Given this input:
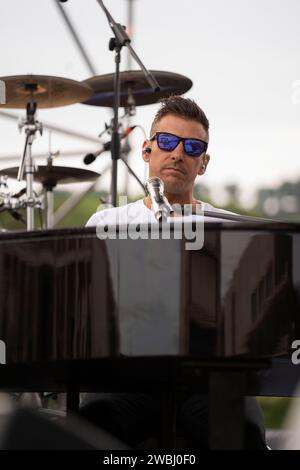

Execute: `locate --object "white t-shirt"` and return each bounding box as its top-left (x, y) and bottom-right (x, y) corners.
top-left (86, 199), bottom-right (238, 227)
top-left (86, 199), bottom-right (238, 355)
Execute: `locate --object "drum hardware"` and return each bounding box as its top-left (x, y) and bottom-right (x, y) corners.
top-left (0, 191), bottom-right (42, 212)
top-left (119, 141), bottom-right (146, 196)
top-left (0, 188), bottom-right (42, 226)
top-left (0, 165), bottom-right (100, 229)
top-left (83, 120), bottom-right (136, 164)
top-left (0, 74), bottom-right (94, 230)
top-left (0, 169), bottom-right (42, 228)
top-left (125, 86), bottom-right (136, 117)
top-left (83, 117), bottom-right (146, 198)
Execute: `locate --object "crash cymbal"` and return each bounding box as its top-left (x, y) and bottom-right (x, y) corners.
top-left (0, 75), bottom-right (93, 109)
top-left (0, 166), bottom-right (100, 188)
top-left (82, 70), bottom-right (193, 107)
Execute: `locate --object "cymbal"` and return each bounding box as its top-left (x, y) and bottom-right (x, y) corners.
top-left (82, 70), bottom-right (193, 107)
top-left (0, 166), bottom-right (100, 188)
top-left (0, 75), bottom-right (93, 109)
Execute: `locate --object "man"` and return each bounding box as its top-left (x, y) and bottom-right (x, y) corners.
top-left (83, 96), bottom-right (267, 449)
top-left (86, 96), bottom-right (233, 228)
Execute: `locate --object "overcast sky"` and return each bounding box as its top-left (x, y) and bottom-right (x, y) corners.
top-left (1, 0), bottom-right (300, 206)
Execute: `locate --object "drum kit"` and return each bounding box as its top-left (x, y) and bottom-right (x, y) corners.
top-left (0, 70), bottom-right (192, 231)
top-left (0, 0), bottom-right (195, 231)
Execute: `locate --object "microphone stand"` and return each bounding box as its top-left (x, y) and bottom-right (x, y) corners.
top-left (96, 0), bottom-right (160, 207)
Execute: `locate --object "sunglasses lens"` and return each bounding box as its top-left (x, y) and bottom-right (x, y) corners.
top-left (157, 133), bottom-right (179, 151)
top-left (184, 139), bottom-right (206, 156)
top-left (155, 133), bottom-right (207, 156)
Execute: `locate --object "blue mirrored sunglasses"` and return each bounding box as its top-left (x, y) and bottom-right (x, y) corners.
top-left (150, 132), bottom-right (208, 157)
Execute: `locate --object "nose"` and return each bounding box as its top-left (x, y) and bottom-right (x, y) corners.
top-left (171, 141), bottom-right (184, 162)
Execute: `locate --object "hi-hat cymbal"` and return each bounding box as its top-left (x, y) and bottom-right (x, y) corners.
top-left (82, 70), bottom-right (193, 107)
top-left (0, 166), bottom-right (100, 188)
top-left (0, 75), bottom-right (93, 109)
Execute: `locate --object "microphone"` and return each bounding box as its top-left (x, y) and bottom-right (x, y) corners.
top-left (84, 141), bottom-right (110, 165)
top-left (11, 187), bottom-right (26, 199)
top-left (145, 176), bottom-right (173, 222)
top-left (83, 126), bottom-right (136, 165)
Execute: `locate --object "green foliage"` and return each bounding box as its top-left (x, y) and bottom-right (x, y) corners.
top-left (54, 191), bottom-right (102, 228)
top-left (257, 397), bottom-right (292, 429)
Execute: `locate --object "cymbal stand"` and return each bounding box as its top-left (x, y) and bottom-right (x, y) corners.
top-left (96, 0), bottom-right (160, 206)
top-left (43, 151), bottom-right (60, 230)
top-left (17, 99), bottom-right (43, 231)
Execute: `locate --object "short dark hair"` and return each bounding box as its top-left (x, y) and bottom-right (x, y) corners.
top-left (150, 95), bottom-right (209, 136)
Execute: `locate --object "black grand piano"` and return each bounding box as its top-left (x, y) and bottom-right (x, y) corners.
top-left (0, 221), bottom-right (299, 448)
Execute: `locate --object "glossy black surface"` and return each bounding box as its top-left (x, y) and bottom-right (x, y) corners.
top-left (0, 223), bottom-right (299, 364)
top-left (0, 228), bottom-right (118, 363)
top-left (187, 228), bottom-right (300, 359)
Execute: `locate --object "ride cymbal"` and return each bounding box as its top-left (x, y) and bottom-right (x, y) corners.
top-left (0, 75), bottom-right (93, 109)
top-left (82, 70), bottom-right (193, 107)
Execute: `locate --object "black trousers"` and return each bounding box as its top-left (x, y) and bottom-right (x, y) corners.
top-left (79, 393), bottom-right (267, 449)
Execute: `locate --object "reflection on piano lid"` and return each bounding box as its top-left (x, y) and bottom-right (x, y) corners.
top-left (0, 224), bottom-right (299, 397)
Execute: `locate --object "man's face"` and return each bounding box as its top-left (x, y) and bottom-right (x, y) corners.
top-left (142, 114), bottom-right (209, 195)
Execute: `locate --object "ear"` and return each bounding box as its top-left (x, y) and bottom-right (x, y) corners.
top-left (142, 140), bottom-right (151, 162)
top-left (198, 154), bottom-right (210, 176)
